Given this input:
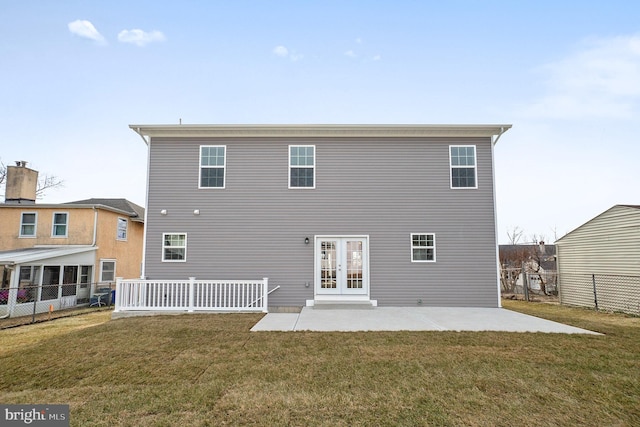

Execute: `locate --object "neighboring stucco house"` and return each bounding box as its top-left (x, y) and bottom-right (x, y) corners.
top-left (130, 124), bottom-right (511, 309)
top-left (0, 162), bottom-right (144, 317)
top-left (556, 205), bottom-right (640, 314)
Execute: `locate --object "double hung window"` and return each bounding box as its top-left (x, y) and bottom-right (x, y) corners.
top-left (163, 233), bottom-right (187, 262)
top-left (52, 212), bottom-right (68, 237)
top-left (450, 145), bottom-right (477, 189)
top-left (200, 145), bottom-right (226, 188)
top-left (20, 212), bottom-right (37, 237)
top-left (411, 233), bottom-right (436, 262)
top-left (117, 217), bottom-right (128, 240)
top-left (289, 145), bottom-right (315, 188)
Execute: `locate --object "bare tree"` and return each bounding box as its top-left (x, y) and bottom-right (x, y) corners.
top-left (506, 226), bottom-right (524, 244)
top-left (0, 159), bottom-right (64, 200)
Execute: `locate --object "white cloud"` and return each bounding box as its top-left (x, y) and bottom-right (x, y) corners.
top-left (118, 29), bottom-right (166, 47)
top-left (524, 34), bottom-right (640, 119)
top-left (68, 20), bottom-right (106, 45)
top-left (373, 54), bottom-right (381, 61)
top-left (344, 50), bottom-right (356, 58)
top-left (272, 45), bottom-right (303, 61)
top-left (273, 45), bottom-right (288, 57)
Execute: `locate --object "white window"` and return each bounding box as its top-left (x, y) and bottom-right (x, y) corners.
top-left (100, 260), bottom-right (116, 282)
top-left (52, 212), bottom-right (68, 237)
top-left (450, 145), bottom-right (477, 189)
top-left (411, 233), bottom-right (436, 262)
top-left (200, 145), bottom-right (226, 188)
top-left (289, 145), bottom-right (315, 189)
top-left (20, 212), bottom-right (37, 237)
top-left (117, 217), bottom-right (128, 240)
top-left (162, 233), bottom-right (187, 262)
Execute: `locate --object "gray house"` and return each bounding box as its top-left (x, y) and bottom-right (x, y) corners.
top-left (130, 124), bottom-right (511, 309)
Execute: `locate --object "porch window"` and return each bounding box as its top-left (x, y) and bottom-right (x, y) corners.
top-left (20, 212), bottom-right (37, 237)
top-left (200, 145), bottom-right (226, 188)
top-left (411, 233), bottom-right (436, 262)
top-left (450, 145), bottom-right (477, 189)
top-left (289, 145), bottom-right (315, 188)
top-left (100, 260), bottom-right (116, 282)
top-left (162, 233), bottom-right (187, 262)
top-left (52, 212), bottom-right (68, 237)
top-left (62, 266), bottom-right (78, 296)
top-left (117, 217), bottom-right (128, 240)
top-left (42, 266), bottom-right (61, 300)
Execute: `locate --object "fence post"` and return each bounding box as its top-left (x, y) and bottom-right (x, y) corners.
top-left (592, 274), bottom-right (598, 310)
top-left (188, 277), bottom-right (195, 313)
top-left (262, 278), bottom-right (269, 313)
top-left (114, 277), bottom-right (122, 312)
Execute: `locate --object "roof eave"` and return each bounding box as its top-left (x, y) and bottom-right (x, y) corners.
top-left (129, 124), bottom-right (512, 139)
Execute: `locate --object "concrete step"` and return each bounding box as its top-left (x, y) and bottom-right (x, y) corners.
top-left (313, 300), bottom-right (375, 310)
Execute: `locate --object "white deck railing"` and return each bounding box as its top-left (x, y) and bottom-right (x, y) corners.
top-left (114, 277), bottom-right (269, 313)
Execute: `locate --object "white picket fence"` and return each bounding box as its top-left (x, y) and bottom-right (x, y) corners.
top-left (114, 277), bottom-right (269, 313)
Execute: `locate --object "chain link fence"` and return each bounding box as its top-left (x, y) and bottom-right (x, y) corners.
top-left (501, 268), bottom-right (558, 301)
top-left (0, 282), bottom-right (115, 326)
top-left (559, 273), bottom-right (640, 316)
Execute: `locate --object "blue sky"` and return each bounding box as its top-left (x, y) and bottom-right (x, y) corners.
top-left (1, 1), bottom-right (639, 243)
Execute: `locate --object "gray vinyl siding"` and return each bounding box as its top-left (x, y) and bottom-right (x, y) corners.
top-left (556, 205), bottom-right (640, 309)
top-left (145, 136), bottom-right (499, 307)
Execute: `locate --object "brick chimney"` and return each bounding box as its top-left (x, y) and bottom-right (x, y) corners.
top-left (4, 161), bottom-right (38, 204)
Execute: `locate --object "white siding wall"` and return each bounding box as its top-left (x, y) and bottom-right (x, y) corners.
top-left (556, 205), bottom-right (640, 309)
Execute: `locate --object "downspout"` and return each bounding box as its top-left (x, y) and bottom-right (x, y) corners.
top-left (133, 127), bottom-right (150, 279)
top-left (92, 207), bottom-right (98, 246)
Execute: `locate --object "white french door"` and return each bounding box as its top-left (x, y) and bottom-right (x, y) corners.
top-left (315, 236), bottom-right (369, 296)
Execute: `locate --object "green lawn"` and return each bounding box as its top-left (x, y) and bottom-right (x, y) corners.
top-left (1, 301), bottom-right (638, 426)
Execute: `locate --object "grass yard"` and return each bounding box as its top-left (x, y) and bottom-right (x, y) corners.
top-left (0, 301), bottom-right (638, 426)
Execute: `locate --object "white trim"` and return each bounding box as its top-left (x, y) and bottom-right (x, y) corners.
top-left (19, 211), bottom-right (37, 238)
top-left (51, 211), bottom-right (69, 238)
top-left (491, 141), bottom-right (502, 308)
top-left (288, 145), bottom-right (316, 189)
top-left (449, 145), bottom-right (478, 189)
top-left (198, 145), bottom-right (227, 189)
top-left (410, 233), bottom-right (436, 262)
top-left (162, 232), bottom-right (188, 262)
top-left (116, 217), bottom-right (128, 241)
top-left (99, 259), bottom-right (116, 283)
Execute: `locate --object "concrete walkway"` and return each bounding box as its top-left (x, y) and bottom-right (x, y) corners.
top-left (250, 307), bottom-right (599, 334)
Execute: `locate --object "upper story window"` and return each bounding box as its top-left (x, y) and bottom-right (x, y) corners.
top-left (289, 145), bottom-right (315, 189)
top-left (411, 233), bottom-right (436, 262)
top-left (163, 233), bottom-right (187, 262)
top-left (20, 212), bottom-right (37, 237)
top-left (52, 212), bottom-right (68, 237)
top-left (200, 145), bottom-right (226, 188)
top-left (117, 217), bottom-right (128, 240)
top-left (450, 145), bottom-right (477, 189)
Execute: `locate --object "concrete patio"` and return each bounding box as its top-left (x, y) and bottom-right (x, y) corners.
top-left (250, 306), bottom-right (600, 334)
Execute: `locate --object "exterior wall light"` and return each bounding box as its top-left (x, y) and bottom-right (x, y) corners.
top-left (160, 209), bottom-right (167, 215)
top-left (304, 237), bottom-right (310, 244)
top-left (193, 209), bottom-right (200, 215)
